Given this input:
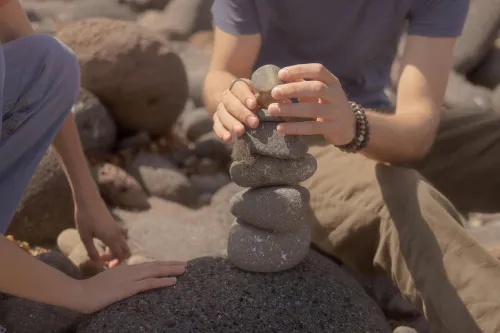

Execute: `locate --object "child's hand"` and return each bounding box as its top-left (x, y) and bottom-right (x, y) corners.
top-left (74, 260), bottom-right (187, 314)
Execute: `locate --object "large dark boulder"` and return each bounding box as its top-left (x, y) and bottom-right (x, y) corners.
top-left (77, 251), bottom-right (391, 332)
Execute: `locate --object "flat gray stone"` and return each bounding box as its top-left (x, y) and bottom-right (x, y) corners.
top-left (240, 122), bottom-right (308, 160)
top-left (230, 186), bottom-right (312, 232)
top-left (76, 251), bottom-right (391, 333)
top-left (230, 153), bottom-right (317, 187)
top-left (227, 221), bottom-right (311, 273)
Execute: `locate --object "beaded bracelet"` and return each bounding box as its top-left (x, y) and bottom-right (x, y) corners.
top-left (335, 101), bottom-right (370, 153)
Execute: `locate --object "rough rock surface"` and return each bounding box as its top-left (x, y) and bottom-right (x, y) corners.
top-left (77, 251), bottom-right (391, 333)
top-left (7, 147), bottom-right (74, 245)
top-left (452, 0), bottom-right (500, 73)
top-left (56, 18), bottom-right (189, 135)
top-left (91, 163), bottom-right (151, 210)
top-left (126, 151), bottom-right (195, 206)
top-left (228, 222), bottom-right (311, 273)
top-left (72, 88), bottom-right (117, 155)
top-left (230, 186), bottom-right (312, 232)
top-left (230, 153), bottom-right (317, 187)
top-left (241, 123), bottom-right (308, 159)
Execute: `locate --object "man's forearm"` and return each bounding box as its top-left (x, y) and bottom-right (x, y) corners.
top-left (0, 235), bottom-right (82, 310)
top-left (360, 109), bottom-right (439, 164)
top-left (52, 113), bottom-right (100, 203)
top-left (0, 0), bottom-right (35, 43)
top-left (203, 70), bottom-right (237, 115)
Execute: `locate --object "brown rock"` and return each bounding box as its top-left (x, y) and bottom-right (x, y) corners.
top-left (227, 222), bottom-right (311, 273)
top-left (56, 18), bottom-right (189, 135)
top-left (452, 0), bottom-right (500, 73)
top-left (72, 87), bottom-right (117, 156)
top-left (126, 151), bottom-right (196, 206)
top-left (188, 30), bottom-right (214, 52)
top-left (7, 147), bottom-right (74, 245)
top-left (91, 163), bottom-right (151, 210)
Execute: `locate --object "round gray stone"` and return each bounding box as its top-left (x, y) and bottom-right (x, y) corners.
top-left (251, 64), bottom-right (283, 94)
top-left (230, 186), bottom-right (312, 232)
top-left (241, 122), bottom-right (308, 160)
top-left (76, 251), bottom-right (391, 333)
top-left (227, 221), bottom-right (311, 273)
top-left (229, 153), bottom-right (317, 187)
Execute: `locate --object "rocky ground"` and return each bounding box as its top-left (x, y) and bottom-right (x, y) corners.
top-left (2, 0), bottom-right (500, 332)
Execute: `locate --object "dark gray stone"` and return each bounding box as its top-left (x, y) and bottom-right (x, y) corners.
top-left (36, 251), bottom-right (82, 280)
top-left (444, 70), bottom-right (492, 112)
top-left (178, 107), bottom-right (213, 142)
top-left (227, 222), bottom-right (311, 273)
top-left (470, 45), bottom-right (500, 89)
top-left (230, 186), bottom-right (312, 232)
top-left (76, 251), bottom-right (391, 333)
top-left (241, 122), bottom-right (308, 160)
top-left (193, 131), bottom-right (232, 162)
top-left (492, 85), bottom-right (500, 112)
top-left (230, 153), bottom-right (317, 187)
top-left (452, 0), bottom-right (500, 73)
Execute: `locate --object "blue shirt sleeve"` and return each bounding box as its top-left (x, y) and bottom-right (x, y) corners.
top-left (211, 0), bottom-right (260, 35)
top-left (408, 0), bottom-right (470, 37)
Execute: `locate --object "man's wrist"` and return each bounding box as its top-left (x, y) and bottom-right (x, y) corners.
top-left (334, 101), bottom-right (370, 153)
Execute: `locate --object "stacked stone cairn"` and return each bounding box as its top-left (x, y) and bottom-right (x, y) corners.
top-left (227, 64), bottom-right (319, 273)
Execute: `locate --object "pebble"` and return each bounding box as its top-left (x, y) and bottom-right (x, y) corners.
top-left (227, 222), bottom-right (311, 273)
top-left (57, 228), bottom-right (81, 257)
top-left (229, 153), bottom-right (317, 187)
top-left (68, 241), bottom-right (106, 278)
top-left (251, 64), bottom-right (283, 109)
top-left (230, 186), bottom-right (312, 232)
top-left (178, 107), bottom-right (213, 142)
top-left (393, 327), bottom-right (418, 333)
top-left (193, 131), bottom-right (232, 162)
top-left (241, 122), bottom-right (308, 160)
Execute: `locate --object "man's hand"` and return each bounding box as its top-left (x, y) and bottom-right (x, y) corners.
top-left (267, 63), bottom-right (356, 145)
top-left (74, 260), bottom-right (187, 314)
top-left (75, 194), bottom-right (130, 267)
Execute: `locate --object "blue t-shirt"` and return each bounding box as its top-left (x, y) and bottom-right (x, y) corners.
top-left (211, 0), bottom-right (470, 108)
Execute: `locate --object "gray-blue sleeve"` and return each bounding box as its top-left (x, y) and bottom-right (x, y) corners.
top-left (408, 0), bottom-right (470, 37)
top-left (211, 0), bottom-right (260, 35)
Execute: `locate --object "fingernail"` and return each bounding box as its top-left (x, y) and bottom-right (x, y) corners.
top-left (278, 69), bottom-right (288, 79)
top-left (245, 97), bottom-right (256, 109)
top-left (247, 116), bottom-right (259, 128)
top-left (272, 87), bottom-right (282, 98)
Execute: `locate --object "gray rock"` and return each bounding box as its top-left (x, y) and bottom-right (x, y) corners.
top-left (227, 222), bottom-right (311, 273)
top-left (126, 151), bottom-right (195, 206)
top-left (178, 107), bottom-right (213, 142)
top-left (452, 0), bottom-right (500, 73)
top-left (193, 131), bottom-right (232, 162)
top-left (76, 251), bottom-right (391, 333)
top-left (230, 186), bottom-right (312, 232)
top-left (252, 64), bottom-right (284, 109)
top-left (72, 87), bottom-right (117, 155)
top-left (210, 182), bottom-right (246, 226)
top-left (470, 44), bottom-right (500, 89)
top-left (444, 70), bottom-right (492, 111)
top-left (37, 251), bottom-right (82, 280)
top-left (118, 131), bottom-right (151, 150)
top-left (190, 172), bottom-right (231, 194)
top-left (230, 153), bottom-right (317, 187)
top-left (493, 85), bottom-right (500, 112)
top-left (240, 122), bottom-right (308, 160)
top-left (118, 0), bottom-right (170, 12)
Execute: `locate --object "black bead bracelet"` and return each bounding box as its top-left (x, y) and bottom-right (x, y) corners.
top-left (335, 101), bottom-right (370, 153)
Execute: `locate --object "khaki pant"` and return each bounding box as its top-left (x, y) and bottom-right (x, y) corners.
top-left (301, 107), bottom-right (500, 333)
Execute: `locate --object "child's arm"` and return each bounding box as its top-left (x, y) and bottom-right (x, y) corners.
top-left (0, 235), bottom-right (186, 313)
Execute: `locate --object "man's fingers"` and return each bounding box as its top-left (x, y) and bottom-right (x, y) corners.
top-left (213, 112), bottom-right (231, 141)
top-left (230, 78), bottom-right (257, 110)
top-left (223, 90), bottom-right (259, 129)
top-left (278, 63), bottom-right (338, 85)
top-left (276, 120), bottom-right (330, 136)
top-left (217, 102), bottom-right (246, 136)
top-left (134, 262), bottom-right (187, 280)
top-left (267, 102), bottom-right (333, 119)
top-left (134, 277), bottom-right (178, 293)
top-left (271, 80), bottom-right (333, 101)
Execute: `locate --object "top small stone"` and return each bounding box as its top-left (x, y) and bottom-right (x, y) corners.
top-left (251, 64), bottom-right (283, 94)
